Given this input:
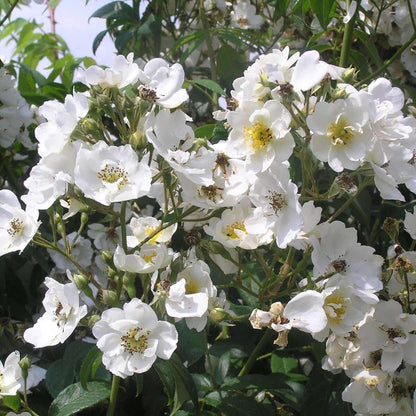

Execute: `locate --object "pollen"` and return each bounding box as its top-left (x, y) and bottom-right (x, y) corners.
top-left (98, 164), bottom-right (128, 188)
top-left (7, 218), bottom-right (24, 237)
top-left (225, 221), bottom-right (247, 239)
top-left (266, 191), bottom-right (287, 214)
top-left (121, 327), bottom-right (151, 355)
top-left (324, 293), bottom-right (347, 324)
top-left (243, 122), bottom-right (274, 151)
top-left (326, 117), bottom-right (354, 146)
top-left (200, 185), bottom-right (222, 202)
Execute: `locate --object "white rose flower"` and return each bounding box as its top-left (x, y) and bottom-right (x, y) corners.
top-left (127, 216), bottom-right (177, 248)
top-left (138, 58), bottom-right (188, 108)
top-left (35, 92), bottom-right (89, 158)
top-left (114, 244), bottom-right (173, 274)
top-left (77, 53), bottom-right (139, 89)
top-left (24, 275), bottom-right (87, 348)
top-left (0, 351), bottom-right (22, 396)
top-left (92, 298), bottom-right (178, 377)
top-left (307, 94), bottom-right (372, 172)
top-left (0, 190), bottom-right (40, 257)
top-left (165, 259), bottom-right (216, 320)
top-left (74, 141), bottom-right (151, 206)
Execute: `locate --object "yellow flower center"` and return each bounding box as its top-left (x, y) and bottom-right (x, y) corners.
top-left (145, 226), bottom-right (161, 244)
top-left (225, 221), bottom-right (247, 239)
top-left (326, 117), bottom-right (354, 147)
top-left (324, 293), bottom-right (347, 324)
top-left (142, 251), bottom-right (157, 263)
top-left (185, 280), bottom-right (200, 294)
top-left (98, 164), bottom-right (128, 187)
top-left (121, 327), bottom-right (150, 355)
top-left (243, 122), bottom-right (274, 151)
top-left (7, 218), bottom-right (24, 237)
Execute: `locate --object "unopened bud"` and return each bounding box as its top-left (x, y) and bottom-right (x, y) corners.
top-left (82, 118), bottom-right (99, 135)
top-left (209, 307), bottom-right (228, 323)
top-left (129, 130), bottom-right (146, 149)
top-left (333, 87), bottom-right (348, 100)
top-left (19, 355), bottom-right (32, 380)
top-left (88, 314), bottom-right (101, 328)
top-left (101, 290), bottom-right (118, 306)
top-left (80, 212), bottom-right (89, 226)
top-left (341, 67), bottom-right (358, 84)
top-left (73, 273), bottom-right (90, 291)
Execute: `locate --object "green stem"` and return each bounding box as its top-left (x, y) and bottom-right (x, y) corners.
top-left (238, 329), bottom-right (275, 376)
top-left (120, 201), bottom-right (128, 252)
top-left (0, 0), bottom-right (19, 27)
top-left (106, 375), bottom-right (120, 416)
top-left (199, 0), bottom-right (219, 109)
top-left (339, 0), bottom-right (361, 67)
top-left (406, 0), bottom-right (416, 33)
top-left (357, 31), bottom-right (416, 87)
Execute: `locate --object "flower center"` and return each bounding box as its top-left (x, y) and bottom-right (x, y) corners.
top-left (225, 221), bottom-right (247, 239)
top-left (199, 185), bottom-right (222, 202)
top-left (98, 164), bottom-right (128, 188)
top-left (326, 117), bottom-right (354, 147)
top-left (121, 327), bottom-right (150, 355)
top-left (243, 122), bottom-right (274, 151)
top-left (324, 293), bottom-right (347, 324)
top-left (266, 191), bottom-right (287, 214)
top-left (145, 226), bottom-right (161, 244)
top-left (7, 218), bottom-right (24, 237)
top-left (185, 280), bottom-right (200, 294)
top-left (142, 251), bottom-right (157, 263)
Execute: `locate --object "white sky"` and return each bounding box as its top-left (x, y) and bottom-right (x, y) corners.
top-left (1, 0), bottom-right (117, 67)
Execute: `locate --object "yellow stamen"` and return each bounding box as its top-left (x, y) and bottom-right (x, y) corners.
top-left (121, 327), bottom-right (150, 355)
top-left (243, 122), bottom-right (274, 151)
top-left (326, 117), bottom-right (354, 146)
top-left (324, 294), bottom-right (347, 324)
top-left (225, 221), bottom-right (247, 239)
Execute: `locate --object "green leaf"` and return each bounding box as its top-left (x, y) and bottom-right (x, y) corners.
top-left (354, 29), bottom-right (383, 67)
top-left (271, 355), bottom-right (299, 374)
top-left (193, 79), bottom-right (226, 96)
top-left (48, 381), bottom-right (110, 416)
top-left (170, 354), bottom-right (199, 414)
top-left (153, 360), bottom-right (176, 406)
top-left (92, 30), bottom-right (107, 55)
top-left (216, 392), bottom-right (276, 416)
top-left (215, 351), bottom-right (230, 385)
top-left (310, 0), bottom-right (336, 28)
top-left (79, 346), bottom-right (103, 389)
top-left (222, 374), bottom-right (289, 391)
top-left (175, 320), bottom-right (205, 366)
top-left (1, 394), bottom-right (20, 411)
top-left (194, 124), bottom-right (216, 140)
top-left (90, 1), bottom-right (134, 21)
top-left (46, 359), bottom-right (76, 399)
top-left (217, 45), bottom-right (246, 92)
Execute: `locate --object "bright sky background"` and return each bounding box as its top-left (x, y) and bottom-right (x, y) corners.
top-left (1, 0), bottom-right (118, 67)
